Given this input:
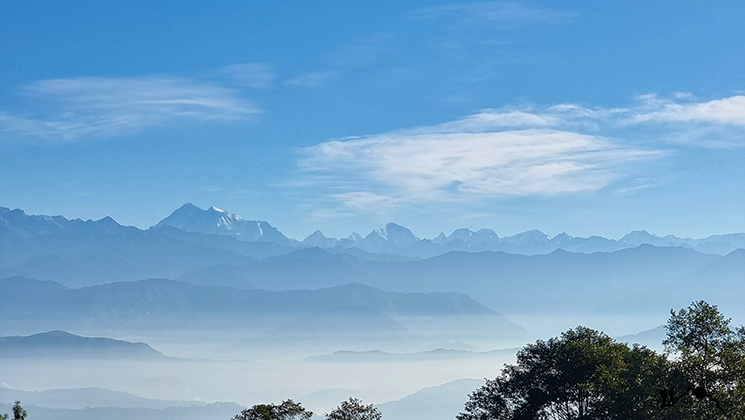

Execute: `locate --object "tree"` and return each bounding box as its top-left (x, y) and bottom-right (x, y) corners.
top-left (457, 326), bottom-right (672, 420)
top-left (662, 301), bottom-right (745, 419)
top-left (325, 398), bottom-right (382, 420)
top-left (458, 302), bottom-right (745, 420)
top-left (9, 402), bottom-right (26, 420)
top-left (231, 399), bottom-right (312, 420)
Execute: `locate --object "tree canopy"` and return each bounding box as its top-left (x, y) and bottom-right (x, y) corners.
top-left (663, 301), bottom-right (745, 418)
top-left (326, 397), bottom-right (382, 420)
top-left (231, 399), bottom-right (312, 420)
top-left (458, 301), bottom-right (745, 420)
top-left (2, 402), bottom-right (27, 420)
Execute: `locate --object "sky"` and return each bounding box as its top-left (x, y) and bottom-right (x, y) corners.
top-left (1, 0), bottom-right (745, 240)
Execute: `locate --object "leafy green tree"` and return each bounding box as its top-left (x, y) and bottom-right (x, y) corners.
top-left (231, 399), bottom-right (312, 420)
top-left (325, 397), bottom-right (382, 420)
top-left (457, 326), bottom-right (672, 420)
top-left (662, 301), bottom-right (745, 419)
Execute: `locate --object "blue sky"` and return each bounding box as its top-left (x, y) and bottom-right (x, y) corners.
top-left (1, 0), bottom-right (745, 240)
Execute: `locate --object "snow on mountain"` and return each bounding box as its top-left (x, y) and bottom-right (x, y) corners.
top-left (153, 203), bottom-right (294, 246)
top-left (4, 204), bottom-right (745, 259)
top-left (501, 229), bottom-right (551, 245)
top-left (0, 206), bottom-right (132, 237)
top-left (380, 223), bottom-right (420, 249)
top-left (448, 228), bottom-right (475, 244)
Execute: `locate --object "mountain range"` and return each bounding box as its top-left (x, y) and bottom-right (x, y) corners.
top-left (3, 203), bottom-right (745, 328)
top-left (175, 246), bottom-right (742, 319)
top-left (0, 386), bottom-right (208, 410)
top-left (0, 330), bottom-right (166, 360)
top-left (0, 402), bottom-right (242, 420)
top-left (0, 276), bottom-right (527, 347)
top-left (3, 204), bottom-right (745, 265)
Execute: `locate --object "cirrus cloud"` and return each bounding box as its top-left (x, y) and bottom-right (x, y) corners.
top-left (300, 127), bottom-right (660, 208)
top-left (297, 92), bottom-right (745, 214)
top-left (0, 76), bottom-right (260, 142)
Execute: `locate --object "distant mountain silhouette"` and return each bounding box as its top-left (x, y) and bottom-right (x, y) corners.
top-left (153, 203), bottom-right (295, 246)
top-left (604, 248), bottom-right (745, 320)
top-left (5, 205), bottom-right (744, 270)
top-left (0, 401), bottom-right (242, 420)
top-left (0, 386), bottom-right (207, 410)
top-left (306, 347), bottom-right (519, 363)
top-left (377, 379), bottom-right (486, 420)
top-left (171, 246), bottom-right (723, 316)
top-left (616, 326), bottom-right (667, 351)
top-left (0, 277), bottom-right (526, 342)
top-left (0, 330), bottom-right (167, 360)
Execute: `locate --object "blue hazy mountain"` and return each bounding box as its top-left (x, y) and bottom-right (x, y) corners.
top-left (333, 227), bottom-right (745, 257)
top-left (6, 205), bottom-right (745, 260)
top-left (605, 248), bottom-right (745, 320)
top-left (0, 386), bottom-right (209, 409)
top-left (0, 277), bottom-right (526, 341)
top-left (174, 246), bottom-right (723, 315)
top-left (147, 204), bottom-right (745, 256)
top-left (0, 206), bottom-right (299, 287)
top-left (153, 203), bottom-right (295, 246)
top-left (616, 326), bottom-right (667, 351)
top-left (376, 379), bottom-right (485, 420)
top-left (0, 330), bottom-right (166, 359)
top-left (3, 205), bottom-right (745, 292)
top-left (306, 347), bottom-right (519, 363)
top-left (0, 402), bottom-right (242, 420)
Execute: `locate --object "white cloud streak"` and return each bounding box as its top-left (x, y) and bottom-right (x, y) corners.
top-left (301, 129), bottom-right (659, 207)
top-left (298, 92), bottom-right (745, 210)
top-left (0, 76), bottom-right (260, 141)
top-left (630, 94), bottom-right (745, 125)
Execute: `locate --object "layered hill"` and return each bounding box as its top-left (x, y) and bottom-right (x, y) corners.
top-left (0, 330), bottom-right (166, 359)
top-left (0, 277), bottom-right (527, 344)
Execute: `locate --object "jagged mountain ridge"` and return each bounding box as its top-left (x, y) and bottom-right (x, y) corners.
top-left (146, 204), bottom-right (745, 255)
top-left (153, 203), bottom-right (295, 246)
top-left (3, 204), bottom-right (745, 263)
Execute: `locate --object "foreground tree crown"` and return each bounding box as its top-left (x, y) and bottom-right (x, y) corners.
top-left (1, 401), bottom-right (27, 420)
top-left (458, 300), bottom-right (745, 420)
top-left (325, 397), bottom-right (382, 420)
top-left (231, 399), bottom-right (312, 420)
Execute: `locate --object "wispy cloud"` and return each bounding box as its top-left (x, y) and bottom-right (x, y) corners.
top-left (0, 76), bottom-right (260, 141)
top-left (630, 94), bottom-right (745, 125)
top-left (300, 128), bottom-right (659, 210)
top-left (296, 92), bottom-right (745, 212)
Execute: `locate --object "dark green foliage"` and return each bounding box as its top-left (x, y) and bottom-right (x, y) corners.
top-left (459, 301), bottom-right (745, 420)
top-left (9, 401), bottom-right (26, 420)
top-left (458, 327), bottom-right (669, 420)
top-left (231, 399), bottom-right (312, 420)
top-left (325, 398), bottom-right (382, 420)
top-left (663, 301), bottom-right (745, 419)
